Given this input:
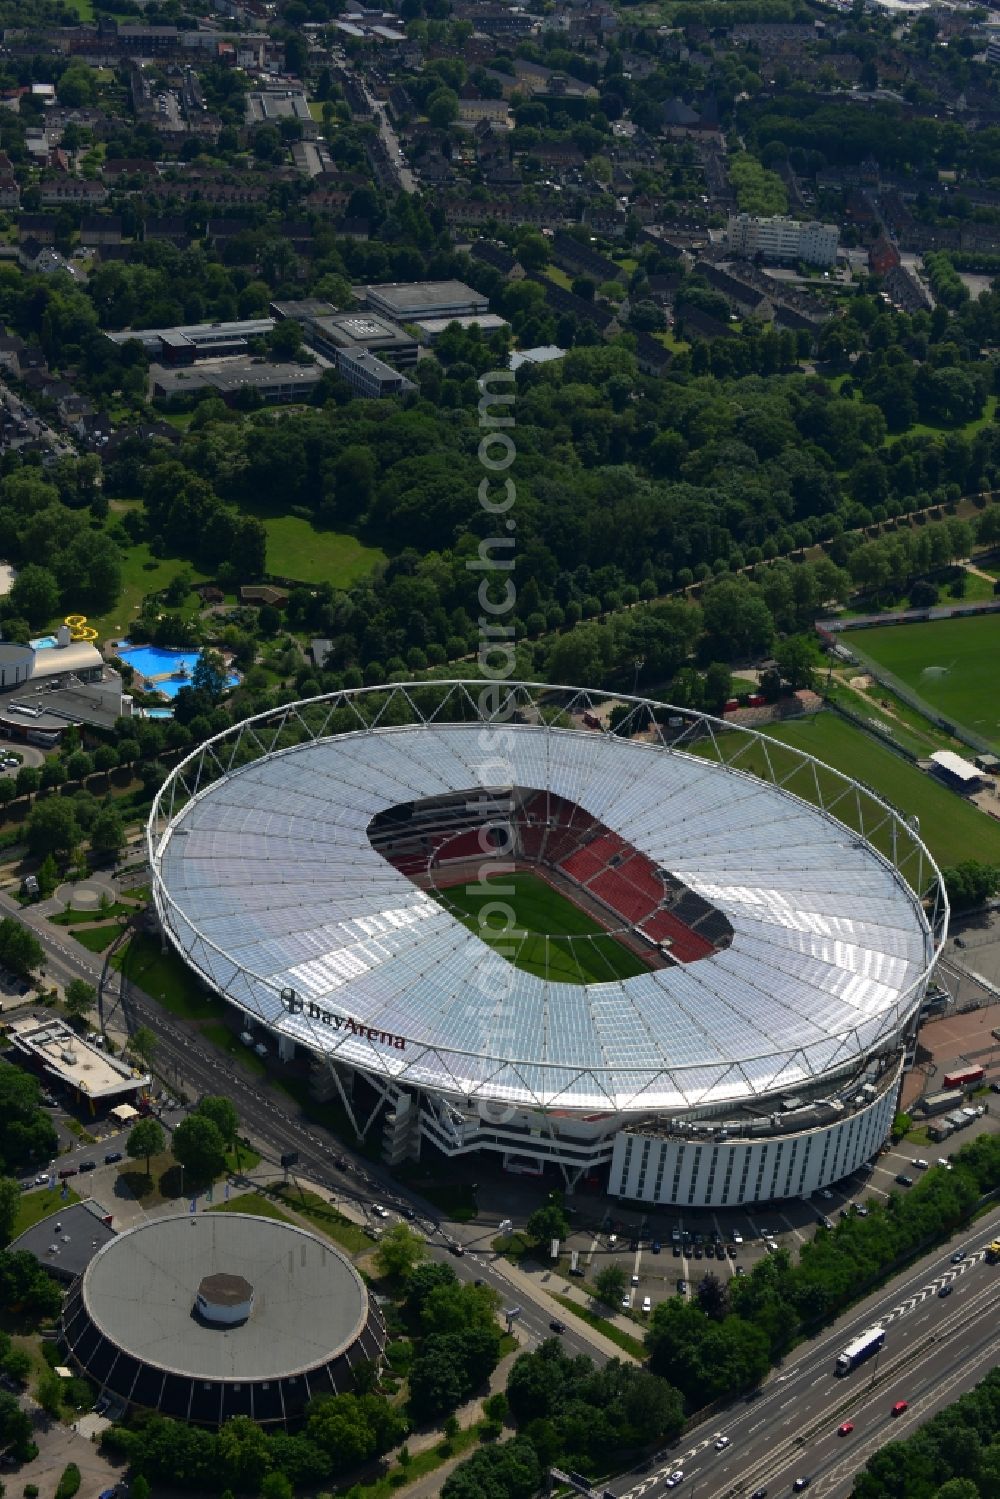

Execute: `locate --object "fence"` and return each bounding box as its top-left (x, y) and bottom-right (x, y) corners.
top-left (823, 693), bottom-right (921, 765)
top-left (838, 639), bottom-right (998, 758)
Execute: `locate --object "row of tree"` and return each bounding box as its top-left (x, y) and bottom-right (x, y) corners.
top-left (854, 1365), bottom-right (1000, 1498)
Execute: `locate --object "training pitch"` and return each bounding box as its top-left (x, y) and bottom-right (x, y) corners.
top-left (847, 612), bottom-right (1000, 751)
top-left (432, 870), bottom-right (648, 984)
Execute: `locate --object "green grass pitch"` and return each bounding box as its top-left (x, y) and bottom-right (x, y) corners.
top-left (692, 710), bottom-right (1000, 869)
top-left (433, 870), bottom-right (648, 984)
top-left (848, 613), bottom-right (1000, 752)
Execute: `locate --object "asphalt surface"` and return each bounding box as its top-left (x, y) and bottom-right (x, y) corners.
top-left (608, 1209), bottom-right (1000, 1499)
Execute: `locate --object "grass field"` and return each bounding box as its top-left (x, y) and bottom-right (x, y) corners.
top-left (208, 1191), bottom-right (294, 1222)
top-left (13, 1185), bottom-right (80, 1237)
top-left (845, 613), bottom-right (1000, 751)
top-left (259, 516), bottom-right (386, 587)
top-left (698, 711), bottom-right (1000, 869)
top-left (435, 870), bottom-right (648, 983)
top-left (114, 933), bottom-right (217, 1019)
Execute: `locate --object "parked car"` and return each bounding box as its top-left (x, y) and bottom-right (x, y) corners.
top-left (642, 1295), bottom-right (652, 1314)
top-left (913, 1158), bottom-right (929, 1170)
top-left (895, 1174), bottom-right (913, 1187)
top-left (677, 1279), bottom-right (687, 1295)
top-left (651, 1240), bottom-right (661, 1254)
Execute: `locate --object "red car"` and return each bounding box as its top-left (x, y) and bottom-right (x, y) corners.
top-left (838, 1422), bottom-right (855, 1436)
top-left (891, 1401), bottom-right (908, 1416)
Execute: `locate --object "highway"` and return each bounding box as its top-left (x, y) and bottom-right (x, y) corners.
top-left (2, 889), bottom-right (602, 1367)
top-left (609, 1211), bottom-right (1000, 1499)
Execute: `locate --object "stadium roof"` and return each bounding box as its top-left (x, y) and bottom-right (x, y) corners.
top-left (82, 1214), bottom-right (367, 1381)
top-left (151, 685), bottom-right (943, 1116)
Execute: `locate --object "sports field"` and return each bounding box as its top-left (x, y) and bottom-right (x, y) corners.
top-left (434, 870), bottom-right (648, 984)
top-left (847, 613), bottom-right (1000, 751)
top-left (694, 711), bottom-right (1000, 869)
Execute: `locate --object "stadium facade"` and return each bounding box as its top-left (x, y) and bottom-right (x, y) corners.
top-left (62, 1213), bottom-right (385, 1427)
top-left (148, 682), bottom-right (947, 1207)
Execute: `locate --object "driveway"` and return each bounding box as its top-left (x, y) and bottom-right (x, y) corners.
top-left (8, 1404), bottom-right (125, 1498)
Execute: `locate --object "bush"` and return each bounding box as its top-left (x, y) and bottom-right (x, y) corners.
top-left (54, 1464), bottom-right (81, 1499)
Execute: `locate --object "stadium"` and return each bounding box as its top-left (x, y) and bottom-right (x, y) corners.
top-left (61, 1213), bottom-right (386, 1428)
top-left (148, 682), bottom-right (948, 1207)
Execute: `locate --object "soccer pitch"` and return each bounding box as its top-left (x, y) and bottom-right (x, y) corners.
top-left (848, 613), bottom-right (1000, 751)
top-left (693, 710), bottom-right (1000, 869)
top-left (433, 870), bottom-right (648, 984)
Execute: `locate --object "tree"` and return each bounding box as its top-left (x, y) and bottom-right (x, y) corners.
top-left (128, 1026), bottom-right (157, 1067)
top-left (65, 750), bottom-right (93, 785)
top-left (64, 979), bottom-right (96, 1024)
top-left (130, 1479), bottom-right (151, 1499)
top-left (191, 649), bottom-right (229, 702)
top-left (127, 1117), bottom-right (165, 1176)
top-left (9, 564), bottom-right (60, 628)
top-left (0, 918), bottom-right (43, 979)
top-left (15, 766), bottom-right (39, 801)
top-left (702, 579), bottom-right (775, 661)
top-left (26, 798), bottom-right (78, 859)
top-left (942, 861), bottom-right (1000, 912)
top-left (427, 87), bottom-right (459, 128)
top-left (36, 853), bottom-right (58, 898)
top-left (36, 1367), bottom-right (64, 1417)
top-left (594, 1263), bottom-right (628, 1307)
top-left (172, 1113), bottom-right (226, 1183)
top-left (525, 1203), bottom-right (570, 1246)
top-left (194, 1095), bottom-right (238, 1148)
top-left (90, 806), bottom-right (125, 863)
top-left (260, 1475), bottom-right (293, 1499)
top-left (775, 634), bottom-right (820, 691)
top-left (93, 744), bottom-right (118, 789)
top-left (0, 1177), bottom-right (19, 1248)
top-left (375, 1223), bottom-right (425, 1280)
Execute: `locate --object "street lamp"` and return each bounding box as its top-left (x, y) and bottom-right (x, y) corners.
top-left (632, 656), bottom-right (645, 694)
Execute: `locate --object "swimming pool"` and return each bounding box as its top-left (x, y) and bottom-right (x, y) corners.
top-left (30, 635), bottom-right (58, 650)
top-left (118, 643), bottom-right (239, 695)
top-left (143, 707), bottom-right (175, 720)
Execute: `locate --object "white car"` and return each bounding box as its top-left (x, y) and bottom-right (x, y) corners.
top-left (666, 1473), bottom-right (684, 1489)
top-left (913, 1159), bottom-right (929, 1170)
top-left (714, 1435), bottom-right (730, 1450)
top-left (732, 1231), bottom-right (743, 1245)
top-left (621, 1295), bottom-right (631, 1311)
top-left (372, 1204), bottom-right (390, 1219)
top-left (642, 1295), bottom-right (652, 1314)
top-left (631, 1273), bottom-right (640, 1285)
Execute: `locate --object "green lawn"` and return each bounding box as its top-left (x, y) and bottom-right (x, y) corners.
top-left (551, 1294), bottom-right (646, 1359)
top-left (13, 1185), bottom-right (80, 1237)
top-left (844, 613), bottom-right (1000, 752)
top-left (433, 870), bottom-right (649, 983)
top-left (72, 926), bottom-right (117, 954)
top-left (260, 516), bottom-right (386, 587)
top-left (207, 1191), bottom-right (293, 1222)
top-left (200, 1021), bottom-right (268, 1076)
top-left (113, 933), bottom-right (218, 1019)
top-left (698, 712), bottom-right (1000, 868)
top-left (273, 1185), bottom-right (371, 1253)
top-left (51, 903), bottom-right (135, 926)
top-left (87, 540), bottom-right (208, 645)
top-left (60, 0), bottom-right (94, 16)
top-left (544, 265), bottom-right (574, 291)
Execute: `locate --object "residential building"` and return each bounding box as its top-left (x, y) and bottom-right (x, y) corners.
top-left (725, 213), bottom-right (839, 267)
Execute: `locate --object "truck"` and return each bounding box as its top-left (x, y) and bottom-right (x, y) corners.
top-left (835, 1325), bottom-right (885, 1376)
top-left (919, 1089), bottom-right (966, 1118)
top-left (943, 1066), bottom-right (985, 1090)
top-left (985, 1240), bottom-right (1000, 1265)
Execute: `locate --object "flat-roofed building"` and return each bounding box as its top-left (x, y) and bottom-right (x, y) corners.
top-left (725, 213), bottom-right (839, 267)
top-left (106, 319), bottom-right (275, 365)
top-left (150, 359), bottom-right (322, 405)
top-left (413, 313), bottom-right (509, 342)
top-left (364, 280), bottom-right (488, 322)
top-left (304, 311), bottom-right (418, 368)
top-left (335, 348), bottom-right (416, 399)
top-left (9, 1200), bottom-right (117, 1285)
top-left (8, 1015), bottom-right (150, 1109)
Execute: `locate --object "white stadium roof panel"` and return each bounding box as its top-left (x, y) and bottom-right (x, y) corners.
top-left (150, 688), bottom-right (943, 1116)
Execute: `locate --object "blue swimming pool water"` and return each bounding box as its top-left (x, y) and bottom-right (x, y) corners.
top-left (30, 635), bottom-right (58, 650)
top-left (143, 707), bottom-right (175, 719)
top-left (118, 643), bottom-right (238, 695)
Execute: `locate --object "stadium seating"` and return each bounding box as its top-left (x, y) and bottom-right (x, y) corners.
top-left (588, 869), bottom-right (658, 925)
top-left (641, 908), bottom-right (714, 962)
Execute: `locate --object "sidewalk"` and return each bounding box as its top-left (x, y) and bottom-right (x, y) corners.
top-left (501, 1258), bottom-right (641, 1363)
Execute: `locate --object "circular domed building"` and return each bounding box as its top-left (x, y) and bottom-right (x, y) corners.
top-left (61, 1212), bottom-right (385, 1428)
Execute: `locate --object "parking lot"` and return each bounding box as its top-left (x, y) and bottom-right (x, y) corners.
top-left (548, 1105), bottom-right (1000, 1321)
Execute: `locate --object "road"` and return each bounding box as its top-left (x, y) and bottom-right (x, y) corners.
top-left (368, 96), bottom-right (416, 193)
top-left (0, 378), bottom-right (75, 460)
top-left (3, 889), bottom-right (603, 1367)
top-left (609, 1211), bottom-right (1000, 1499)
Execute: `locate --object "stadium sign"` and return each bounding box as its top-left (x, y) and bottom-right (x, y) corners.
top-left (280, 991), bottom-right (408, 1051)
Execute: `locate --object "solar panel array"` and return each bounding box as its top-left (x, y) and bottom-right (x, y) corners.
top-left (154, 720), bottom-right (932, 1114)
